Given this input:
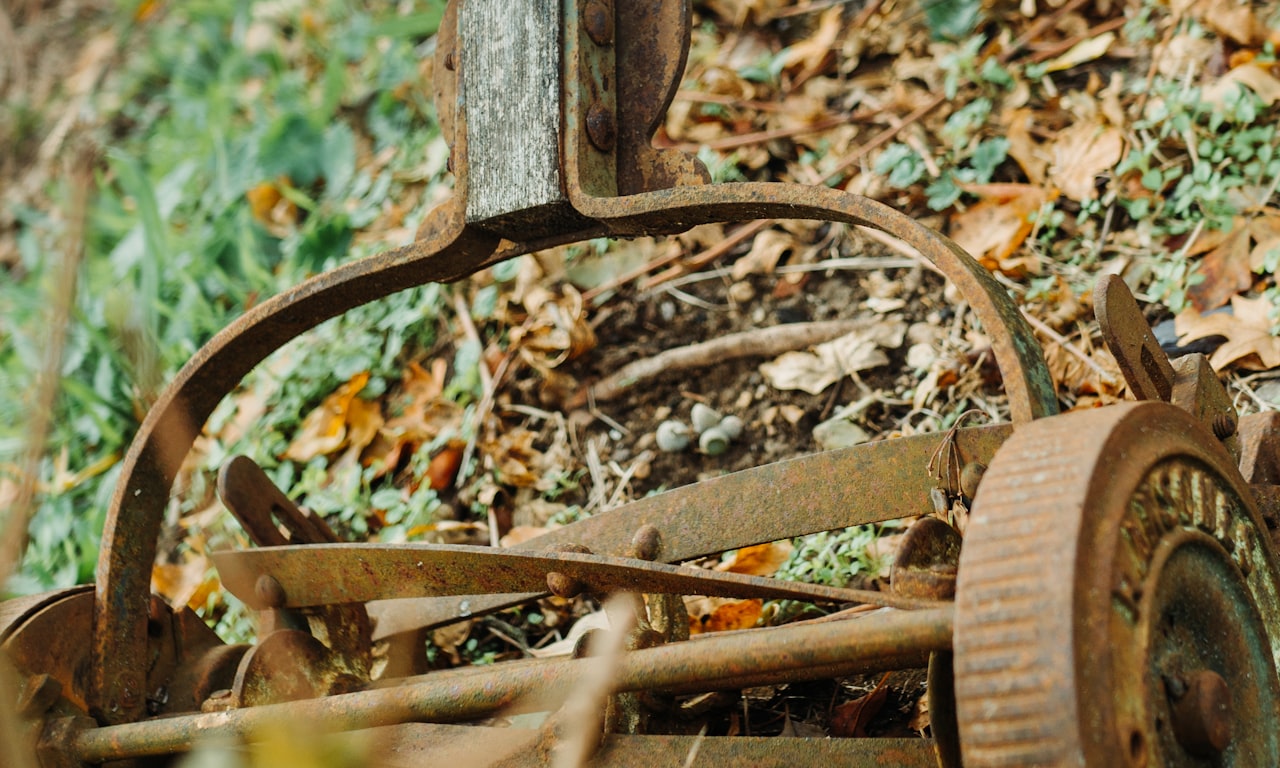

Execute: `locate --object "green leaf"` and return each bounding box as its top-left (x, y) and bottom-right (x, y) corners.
top-left (923, 0), bottom-right (983, 40)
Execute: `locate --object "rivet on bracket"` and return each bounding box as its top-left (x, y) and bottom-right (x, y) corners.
top-left (585, 102), bottom-right (616, 152)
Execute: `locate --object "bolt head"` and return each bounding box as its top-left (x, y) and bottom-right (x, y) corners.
top-left (254, 574), bottom-right (288, 608)
top-left (1171, 669), bottom-right (1232, 757)
top-left (583, 0), bottom-right (614, 45)
top-left (586, 102), bottom-right (616, 152)
top-left (631, 524), bottom-right (662, 561)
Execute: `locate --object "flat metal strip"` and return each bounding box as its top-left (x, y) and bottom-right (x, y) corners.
top-left (356, 724), bottom-right (940, 768)
top-left (212, 544), bottom-right (944, 611)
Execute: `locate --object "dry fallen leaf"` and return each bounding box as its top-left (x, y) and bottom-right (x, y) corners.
top-left (1004, 108), bottom-right (1050, 186)
top-left (686, 597), bottom-right (763, 634)
top-left (732, 228), bottom-right (795, 280)
top-left (715, 541), bottom-right (794, 576)
top-left (1188, 213), bottom-right (1280, 311)
top-left (509, 286), bottom-right (596, 373)
top-left (246, 177), bottom-right (299, 231)
top-left (1041, 31), bottom-right (1115, 74)
top-left (1201, 2), bottom-right (1266, 47)
top-left (908, 692), bottom-right (932, 735)
top-left (949, 183), bottom-right (1053, 276)
top-left (1048, 124), bottom-right (1124, 201)
top-left (1176, 295), bottom-right (1280, 371)
top-left (779, 7), bottom-right (842, 83)
top-left (367, 361), bottom-right (460, 478)
top-left (151, 555), bottom-right (218, 611)
top-left (282, 371), bottom-right (372, 462)
top-left (829, 673), bottom-right (891, 738)
top-left (759, 319), bottom-right (907, 394)
top-left (1204, 63), bottom-right (1280, 107)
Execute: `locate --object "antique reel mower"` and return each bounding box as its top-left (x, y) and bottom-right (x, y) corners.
top-left (5, 1), bottom-right (1280, 766)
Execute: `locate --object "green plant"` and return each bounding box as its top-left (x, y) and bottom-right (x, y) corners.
top-left (775, 525), bottom-right (889, 587)
top-left (3, 0), bottom-right (451, 598)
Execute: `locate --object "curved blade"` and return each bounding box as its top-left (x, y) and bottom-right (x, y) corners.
top-left (212, 543), bottom-right (944, 612)
top-left (365, 423), bottom-right (1008, 636)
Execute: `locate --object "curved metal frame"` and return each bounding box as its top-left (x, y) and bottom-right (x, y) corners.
top-left (88, 183), bottom-right (1057, 721)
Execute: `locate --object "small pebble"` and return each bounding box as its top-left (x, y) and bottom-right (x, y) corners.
top-left (690, 403), bottom-right (723, 433)
top-left (719, 414), bottom-right (744, 440)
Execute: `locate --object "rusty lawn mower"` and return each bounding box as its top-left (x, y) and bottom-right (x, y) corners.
top-left (5, 1), bottom-right (1280, 766)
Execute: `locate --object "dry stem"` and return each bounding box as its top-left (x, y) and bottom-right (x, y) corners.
top-left (586, 319), bottom-right (868, 404)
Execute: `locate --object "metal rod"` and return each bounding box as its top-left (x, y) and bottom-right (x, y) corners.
top-left (71, 607), bottom-right (953, 762)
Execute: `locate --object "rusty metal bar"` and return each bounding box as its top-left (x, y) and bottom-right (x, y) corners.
top-left (369, 423), bottom-right (1009, 637)
top-left (352, 723), bottom-right (940, 767)
top-left (70, 607), bottom-right (952, 762)
top-left (213, 544), bottom-right (946, 612)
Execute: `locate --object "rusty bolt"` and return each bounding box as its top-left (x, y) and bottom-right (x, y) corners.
top-left (443, 51), bottom-right (457, 71)
top-left (959, 461), bottom-right (986, 499)
top-left (630, 524), bottom-right (662, 561)
top-left (547, 570), bottom-right (585, 598)
top-left (583, 0), bottom-right (613, 46)
top-left (548, 543), bottom-right (593, 598)
top-left (585, 102), bottom-right (616, 152)
top-left (1212, 412), bottom-right (1237, 439)
top-left (112, 673), bottom-right (141, 713)
top-left (254, 574), bottom-right (287, 608)
top-left (1170, 669), bottom-right (1231, 757)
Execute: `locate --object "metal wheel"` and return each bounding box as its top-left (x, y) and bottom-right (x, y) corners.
top-left (954, 401), bottom-right (1280, 767)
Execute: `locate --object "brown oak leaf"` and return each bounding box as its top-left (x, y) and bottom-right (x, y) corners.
top-left (1188, 213), bottom-right (1280, 311)
top-left (1175, 295), bottom-right (1280, 371)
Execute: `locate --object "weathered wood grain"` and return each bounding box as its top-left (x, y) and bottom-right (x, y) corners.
top-left (460, 0), bottom-right (566, 229)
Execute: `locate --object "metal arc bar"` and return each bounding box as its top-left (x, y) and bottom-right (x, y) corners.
top-left (568, 183), bottom-right (1059, 424)
top-left (90, 207), bottom-right (493, 722)
top-left (211, 544), bottom-right (945, 611)
top-left (71, 607), bottom-right (953, 761)
top-left (369, 423), bottom-right (1009, 637)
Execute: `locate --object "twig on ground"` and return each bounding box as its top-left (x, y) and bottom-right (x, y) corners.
top-left (585, 319), bottom-right (869, 404)
top-left (822, 94), bottom-right (945, 181)
top-left (681, 724), bottom-right (709, 768)
top-left (453, 290), bottom-right (512, 547)
top-left (1000, 0), bottom-right (1092, 62)
top-left (1022, 312), bottom-right (1118, 386)
top-left (641, 220), bottom-right (768, 291)
top-left (673, 108), bottom-right (883, 154)
top-left (1026, 17), bottom-right (1127, 65)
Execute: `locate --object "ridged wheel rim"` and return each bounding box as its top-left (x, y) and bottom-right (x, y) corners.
top-left (953, 401), bottom-right (1280, 767)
